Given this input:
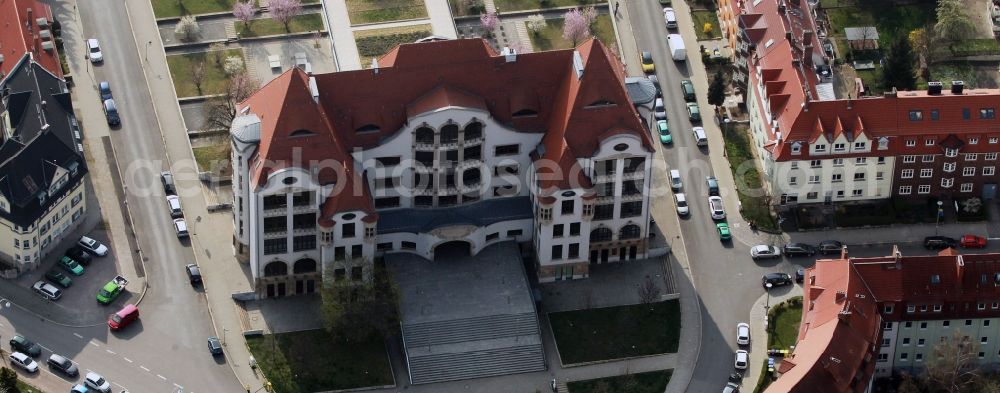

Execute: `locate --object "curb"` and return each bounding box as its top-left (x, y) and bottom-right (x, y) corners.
top-left (236, 29), bottom-right (328, 42)
top-left (103, 137), bottom-right (151, 307)
top-left (454, 3), bottom-right (609, 22)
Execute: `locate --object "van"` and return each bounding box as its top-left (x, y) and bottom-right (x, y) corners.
top-left (708, 196), bottom-right (726, 220)
top-left (668, 34), bottom-right (686, 61)
top-left (108, 304), bottom-right (139, 331)
top-left (692, 127), bottom-right (708, 146)
top-left (669, 170), bottom-right (683, 191)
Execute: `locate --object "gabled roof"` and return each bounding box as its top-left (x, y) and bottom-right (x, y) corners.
top-left (0, 0), bottom-right (61, 78)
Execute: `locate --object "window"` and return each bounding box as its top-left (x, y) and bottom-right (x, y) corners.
top-left (882, 338), bottom-right (891, 347)
top-left (981, 108), bottom-right (996, 119)
top-left (925, 138), bottom-right (936, 146)
top-left (831, 174), bottom-right (843, 182)
top-left (907, 305), bottom-right (916, 313)
top-left (561, 200), bottom-right (575, 215)
top-left (922, 155), bottom-right (935, 163)
top-left (916, 353), bottom-right (924, 361)
top-left (945, 148), bottom-right (959, 157)
top-left (808, 175), bottom-right (820, 184)
top-left (791, 144), bottom-right (801, 154)
top-left (293, 235), bottom-right (317, 252)
top-left (553, 224), bottom-right (564, 237)
top-left (790, 162), bottom-right (799, 169)
top-left (486, 232), bottom-right (499, 241)
top-left (921, 305), bottom-right (928, 312)
top-left (942, 178), bottom-right (954, 188)
top-left (909, 110), bottom-right (923, 121)
top-left (495, 144), bottom-right (519, 156)
top-left (833, 158), bottom-right (844, 166)
top-left (920, 322), bottom-right (928, 329)
top-left (970, 137), bottom-right (980, 145)
top-left (903, 338), bottom-right (911, 345)
top-left (856, 157), bottom-right (867, 165)
top-left (920, 169), bottom-right (933, 178)
top-left (810, 160), bottom-right (821, 168)
top-left (878, 353), bottom-right (889, 362)
top-left (620, 201), bottom-right (642, 217)
top-left (963, 167), bottom-right (976, 176)
top-left (961, 183), bottom-right (974, 192)
top-left (966, 319), bottom-right (974, 326)
top-left (906, 139), bottom-right (916, 147)
top-left (980, 303), bottom-right (987, 310)
top-left (876, 171), bottom-right (884, 180)
top-left (987, 153), bottom-right (998, 160)
top-left (984, 167), bottom-right (996, 176)
top-left (884, 305), bottom-right (894, 314)
top-left (944, 162), bottom-right (956, 172)
top-left (853, 189), bottom-right (863, 197)
top-left (918, 185), bottom-right (931, 194)
top-left (814, 144), bottom-right (827, 152)
top-left (551, 245), bottom-right (563, 260)
top-left (878, 157), bottom-right (886, 164)
top-left (987, 320), bottom-right (992, 327)
top-left (594, 204), bottom-right (614, 220)
top-left (789, 176), bottom-right (798, 185)
top-left (854, 173), bottom-right (866, 180)
top-left (568, 243), bottom-right (579, 259)
top-left (834, 143), bottom-right (846, 152)
top-left (806, 192), bottom-right (818, 199)
top-left (570, 223), bottom-right (580, 236)
top-left (903, 155), bottom-right (916, 163)
top-left (905, 321), bottom-right (913, 328)
top-left (943, 320), bottom-right (951, 327)
top-left (837, 190), bottom-right (845, 198)
top-left (854, 141), bottom-right (867, 150)
top-left (263, 239), bottom-right (287, 255)
top-left (508, 229), bottom-right (523, 238)
top-left (918, 338), bottom-right (926, 346)
top-left (71, 193), bottom-right (83, 206)
top-left (900, 353), bottom-right (909, 361)
top-left (376, 156), bottom-right (401, 166)
top-left (931, 110), bottom-right (940, 120)
top-left (991, 137), bottom-right (999, 144)
top-left (902, 169), bottom-right (914, 178)
top-left (401, 241), bottom-right (416, 250)
top-left (934, 304), bottom-right (943, 311)
top-left (882, 322), bottom-right (894, 331)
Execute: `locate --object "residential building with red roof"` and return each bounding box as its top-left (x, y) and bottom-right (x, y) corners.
top-left (0, 0), bottom-right (61, 78)
top-left (229, 37), bottom-right (653, 298)
top-left (768, 248), bottom-right (1000, 392)
top-left (735, 0), bottom-right (1000, 212)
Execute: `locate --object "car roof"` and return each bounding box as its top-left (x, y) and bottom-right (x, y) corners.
top-left (99, 81), bottom-right (110, 89)
top-left (764, 272), bottom-right (788, 278)
top-left (752, 244), bottom-right (773, 250)
top-left (187, 264), bottom-right (201, 274)
top-left (87, 38), bottom-right (98, 46)
top-left (175, 219), bottom-right (187, 229)
top-left (675, 193), bottom-right (686, 200)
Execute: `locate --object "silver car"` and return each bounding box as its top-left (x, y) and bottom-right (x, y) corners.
top-left (85, 371), bottom-right (112, 393)
top-left (750, 245), bottom-right (780, 260)
top-left (87, 38), bottom-right (103, 63)
top-left (32, 281), bottom-right (62, 301)
top-left (9, 352), bottom-right (38, 373)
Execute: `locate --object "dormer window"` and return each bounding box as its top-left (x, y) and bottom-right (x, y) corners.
top-left (814, 144), bottom-right (827, 152)
top-left (791, 143), bottom-right (802, 155)
top-left (356, 124), bottom-right (380, 133)
top-left (909, 110), bottom-right (923, 121)
top-left (931, 274), bottom-right (941, 284)
top-left (512, 108), bottom-right (539, 117)
top-left (833, 143), bottom-right (846, 152)
top-left (853, 141), bottom-right (866, 150)
top-left (925, 138), bottom-right (936, 146)
top-left (945, 148), bottom-right (958, 157)
top-left (878, 137), bottom-right (889, 150)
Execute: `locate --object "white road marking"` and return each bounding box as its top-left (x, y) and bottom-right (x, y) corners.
top-left (174, 383), bottom-right (183, 389)
top-left (89, 341), bottom-right (100, 347)
top-left (123, 357), bottom-right (133, 363)
top-left (73, 333), bottom-right (84, 339)
top-left (157, 374), bottom-right (167, 380)
top-left (106, 349), bottom-right (116, 355)
top-left (113, 382), bottom-right (128, 390)
top-left (39, 345), bottom-right (52, 352)
top-left (140, 365), bottom-right (150, 372)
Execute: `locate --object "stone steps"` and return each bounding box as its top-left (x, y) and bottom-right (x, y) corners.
top-left (408, 343), bottom-right (545, 385)
top-left (403, 312), bottom-right (538, 348)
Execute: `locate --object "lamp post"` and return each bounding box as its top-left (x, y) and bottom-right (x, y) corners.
top-left (764, 283), bottom-right (772, 329)
top-left (145, 40), bottom-right (152, 62)
top-left (935, 200), bottom-right (944, 235)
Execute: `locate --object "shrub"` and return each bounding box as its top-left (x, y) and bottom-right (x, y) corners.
top-left (175, 15), bottom-right (201, 42)
top-left (356, 31), bottom-right (432, 59)
top-left (224, 56), bottom-right (245, 75)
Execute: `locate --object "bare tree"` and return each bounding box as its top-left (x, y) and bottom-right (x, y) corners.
top-left (203, 71), bottom-right (260, 131)
top-left (190, 61), bottom-right (206, 95)
top-left (268, 0), bottom-right (302, 33)
top-left (208, 42), bottom-right (226, 67)
top-left (925, 330), bottom-right (981, 393)
top-left (637, 276), bottom-right (661, 304)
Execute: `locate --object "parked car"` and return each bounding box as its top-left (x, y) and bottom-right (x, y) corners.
top-left (736, 322), bottom-right (750, 345)
top-left (723, 382), bottom-right (740, 393)
top-left (86, 38), bottom-right (103, 63)
top-left (32, 281), bottom-right (62, 301)
top-left (65, 246), bottom-right (93, 265)
top-left (9, 352), bottom-right (38, 373)
top-left (47, 354), bottom-right (80, 377)
top-left (161, 171), bottom-right (176, 195)
top-left (670, 169), bottom-right (683, 191)
top-left (796, 268), bottom-right (805, 283)
top-left (97, 276), bottom-right (129, 305)
top-left (663, 7), bottom-right (677, 28)
top-left (750, 245), bottom-right (780, 260)
top-left (78, 236), bottom-right (109, 256)
top-left (653, 98), bottom-right (667, 120)
top-left (708, 196), bottom-right (726, 220)
top-left (102, 99), bottom-right (120, 126)
top-left (108, 304), bottom-right (139, 331)
top-left (174, 218), bottom-right (189, 238)
top-left (186, 264), bottom-right (202, 285)
top-left (58, 256), bottom-right (84, 276)
top-left (640, 51), bottom-right (655, 73)
top-left (686, 102), bottom-right (701, 121)
top-left (674, 193), bottom-right (689, 216)
top-left (71, 384), bottom-right (88, 393)
top-left (207, 336), bottom-right (223, 355)
top-left (9, 335), bottom-right (41, 357)
top-left (98, 81), bottom-right (113, 101)
top-left (924, 236), bottom-right (958, 250)
top-left (717, 222), bottom-right (731, 241)
top-left (817, 240), bottom-right (844, 254)
top-left (45, 270), bottom-right (72, 288)
top-left (734, 350), bottom-right (748, 370)
top-left (762, 272), bottom-right (793, 288)
top-left (960, 235), bottom-right (987, 248)
top-left (782, 243), bottom-right (817, 257)
top-left (680, 79), bottom-right (696, 102)
top-left (706, 176), bottom-right (720, 196)
top-left (166, 195), bottom-right (183, 218)
top-left (657, 120), bottom-right (672, 144)
top-left (647, 75), bottom-right (661, 97)
top-left (85, 371), bottom-right (112, 393)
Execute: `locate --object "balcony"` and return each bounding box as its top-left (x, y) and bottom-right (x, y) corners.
top-left (292, 204), bottom-right (315, 214)
top-left (440, 141), bottom-right (459, 150)
top-left (456, 159), bottom-right (483, 172)
top-left (622, 171), bottom-right (644, 181)
top-left (263, 230), bottom-right (287, 239)
top-left (262, 208), bottom-right (287, 218)
top-left (415, 142), bottom-right (435, 151)
top-left (293, 227), bottom-right (316, 235)
top-left (596, 195), bottom-right (615, 204)
top-left (464, 136), bottom-right (484, 145)
top-left (621, 193), bottom-right (644, 203)
top-left (592, 173), bottom-right (615, 183)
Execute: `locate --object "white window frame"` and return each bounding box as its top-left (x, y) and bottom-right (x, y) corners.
top-left (832, 158), bottom-right (844, 166)
top-left (966, 153), bottom-right (979, 161)
top-left (945, 148), bottom-right (958, 157)
top-left (970, 137), bottom-right (979, 145)
top-left (906, 139), bottom-right (916, 147)
top-left (901, 169), bottom-right (914, 179)
top-left (918, 185), bottom-right (931, 194)
top-left (925, 138), bottom-right (936, 146)
top-left (961, 183), bottom-right (974, 192)
top-left (984, 166), bottom-right (996, 176)
top-left (808, 175), bottom-right (820, 184)
top-left (852, 189), bottom-right (863, 197)
top-left (814, 144), bottom-right (827, 153)
top-left (853, 141), bottom-right (867, 150)
top-left (903, 155), bottom-right (916, 163)
top-left (899, 186), bottom-right (912, 195)
top-left (944, 162), bottom-right (956, 172)
top-left (920, 168), bottom-right (933, 178)
top-left (990, 137), bottom-right (999, 144)
top-left (856, 157), bottom-right (867, 165)
top-left (963, 167), bottom-right (976, 176)
top-left (922, 155), bottom-right (935, 163)
top-left (834, 143), bottom-right (847, 152)
top-left (941, 178), bottom-right (954, 188)
top-left (986, 153), bottom-right (998, 160)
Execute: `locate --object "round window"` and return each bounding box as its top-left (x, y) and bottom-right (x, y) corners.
top-left (613, 143), bottom-right (629, 151)
top-left (561, 191), bottom-right (576, 197)
top-left (282, 177), bottom-right (297, 185)
top-left (341, 213), bottom-right (356, 220)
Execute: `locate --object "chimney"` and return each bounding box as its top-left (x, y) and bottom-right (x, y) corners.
top-left (803, 30), bottom-right (814, 45)
top-left (308, 76), bottom-right (319, 103)
top-left (951, 80), bottom-right (964, 94)
top-left (501, 46), bottom-right (517, 63)
top-left (883, 87), bottom-right (898, 98)
top-left (927, 81), bottom-right (943, 95)
top-left (778, 1), bottom-right (786, 14)
top-left (370, 58), bottom-right (379, 74)
top-left (840, 245), bottom-right (848, 260)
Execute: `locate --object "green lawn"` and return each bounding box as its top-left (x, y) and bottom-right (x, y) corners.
top-left (549, 300), bottom-right (680, 365)
top-left (691, 10), bottom-right (721, 40)
top-left (18, 380), bottom-right (43, 393)
top-left (568, 370), bottom-right (673, 393)
top-left (354, 24), bottom-right (433, 62)
top-left (166, 49), bottom-right (243, 97)
top-left (528, 14), bottom-right (615, 51)
top-left (755, 297), bottom-right (803, 392)
top-left (855, 63), bottom-right (883, 95)
top-left (192, 144), bottom-right (232, 176)
top-left (494, 0), bottom-right (602, 12)
top-left (825, 1), bottom-right (935, 47)
top-left (151, 0), bottom-right (319, 18)
top-left (722, 123), bottom-right (778, 231)
top-left (237, 13), bottom-right (325, 37)
top-left (345, 0), bottom-right (428, 24)
top-left (951, 39), bottom-right (1000, 56)
top-left (246, 330), bottom-right (393, 393)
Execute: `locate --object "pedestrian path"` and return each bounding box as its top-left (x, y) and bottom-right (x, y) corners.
top-left (742, 286), bottom-right (802, 390)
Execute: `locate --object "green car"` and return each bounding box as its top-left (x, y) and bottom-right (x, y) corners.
top-left (686, 102), bottom-right (701, 122)
top-left (97, 276), bottom-right (128, 305)
top-left (717, 223), bottom-right (732, 241)
top-left (680, 79), bottom-right (696, 102)
top-left (45, 270), bottom-right (72, 288)
top-left (657, 120), bottom-right (672, 144)
top-left (58, 256), bottom-right (84, 276)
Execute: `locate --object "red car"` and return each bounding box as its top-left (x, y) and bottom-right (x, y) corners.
top-left (960, 235), bottom-right (987, 248)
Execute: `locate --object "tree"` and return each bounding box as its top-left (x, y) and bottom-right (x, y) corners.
top-left (562, 7), bottom-right (596, 47)
top-left (223, 55), bottom-right (245, 75)
top-left (203, 71), bottom-right (260, 131)
top-left (480, 11), bottom-right (498, 36)
top-left (526, 14), bottom-right (547, 35)
top-left (637, 276), bottom-right (661, 304)
top-left (208, 42), bottom-right (227, 67)
top-left (707, 68), bottom-right (726, 112)
top-left (269, 0), bottom-right (302, 33)
top-left (703, 22), bottom-right (713, 35)
top-left (881, 36), bottom-right (916, 91)
top-left (0, 367), bottom-right (16, 392)
top-left (320, 264), bottom-right (401, 341)
top-left (935, 0), bottom-right (975, 42)
top-left (908, 27), bottom-right (933, 77)
top-left (461, 0), bottom-right (485, 14)
top-left (962, 197), bottom-right (983, 214)
top-left (924, 330), bottom-right (981, 393)
top-left (190, 61), bottom-right (206, 95)
top-left (233, 1), bottom-right (257, 29)
top-left (174, 15), bottom-right (200, 42)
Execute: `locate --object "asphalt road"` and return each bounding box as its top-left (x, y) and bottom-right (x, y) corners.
top-left (0, 0), bottom-right (244, 391)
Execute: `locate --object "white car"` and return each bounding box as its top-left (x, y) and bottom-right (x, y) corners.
top-left (174, 218), bottom-right (189, 238)
top-left (85, 371), bottom-right (112, 393)
top-left (166, 195), bottom-right (183, 218)
top-left (9, 352), bottom-right (38, 373)
top-left (33, 281), bottom-right (62, 301)
top-left (708, 196), bottom-right (726, 220)
top-left (723, 382), bottom-right (740, 393)
top-left (735, 350), bottom-right (749, 370)
top-left (674, 193), bottom-right (689, 216)
top-left (663, 7), bottom-right (677, 28)
top-left (737, 322), bottom-right (750, 346)
top-left (750, 245), bottom-right (781, 260)
top-left (87, 38), bottom-right (103, 63)
top-left (78, 236), bottom-right (109, 256)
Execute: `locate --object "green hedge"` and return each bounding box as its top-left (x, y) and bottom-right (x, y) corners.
top-left (355, 30), bottom-right (431, 59)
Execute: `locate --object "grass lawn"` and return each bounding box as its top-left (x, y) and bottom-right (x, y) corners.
top-left (755, 297), bottom-right (803, 392)
top-left (192, 144), bottom-right (232, 175)
top-left (691, 10), bottom-right (721, 40)
top-left (237, 13), bottom-right (325, 37)
top-left (355, 24), bottom-right (433, 63)
top-left (495, 0), bottom-right (602, 12)
top-left (722, 123), bottom-right (778, 231)
top-left (166, 49), bottom-right (243, 97)
top-left (951, 39), bottom-right (1000, 56)
top-left (549, 300), bottom-right (680, 364)
top-left (926, 62), bottom-right (981, 88)
top-left (346, 0), bottom-right (428, 25)
top-left (825, 1), bottom-right (934, 46)
top-left (855, 63), bottom-right (883, 95)
top-left (247, 330), bottom-right (393, 393)
top-left (151, 0), bottom-right (319, 18)
top-left (18, 381), bottom-right (43, 393)
top-left (528, 14), bottom-right (615, 51)
top-left (568, 370), bottom-right (673, 393)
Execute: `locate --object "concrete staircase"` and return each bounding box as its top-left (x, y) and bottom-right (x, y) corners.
top-left (402, 312), bottom-right (545, 384)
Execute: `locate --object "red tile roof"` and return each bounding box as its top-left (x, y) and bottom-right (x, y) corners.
top-left (0, 0), bottom-right (60, 77)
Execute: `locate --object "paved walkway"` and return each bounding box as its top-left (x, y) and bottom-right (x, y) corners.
top-left (742, 286), bottom-right (803, 390)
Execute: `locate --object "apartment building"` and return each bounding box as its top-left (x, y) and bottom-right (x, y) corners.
top-left (0, 54), bottom-right (88, 274)
top-left (0, 0), bottom-right (61, 79)
top-left (230, 38), bottom-right (653, 298)
top-left (768, 249), bottom-right (1000, 392)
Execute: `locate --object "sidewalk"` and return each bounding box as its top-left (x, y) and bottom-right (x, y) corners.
top-left (786, 222), bottom-right (990, 247)
top-left (742, 286), bottom-right (802, 391)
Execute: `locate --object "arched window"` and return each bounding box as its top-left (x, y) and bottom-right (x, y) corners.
top-left (464, 122), bottom-right (483, 140)
top-left (415, 127), bottom-right (434, 144)
top-left (264, 261), bottom-right (288, 277)
top-left (619, 224), bottom-right (641, 240)
top-left (441, 124), bottom-right (459, 143)
top-left (590, 227), bottom-right (612, 242)
top-left (289, 129), bottom-right (315, 137)
top-left (293, 258), bottom-right (317, 274)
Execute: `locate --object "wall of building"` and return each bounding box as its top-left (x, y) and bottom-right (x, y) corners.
top-left (883, 316), bottom-right (1000, 377)
top-left (377, 218), bottom-right (532, 261)
top-left (0, 179), bottom-right (87, 273)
